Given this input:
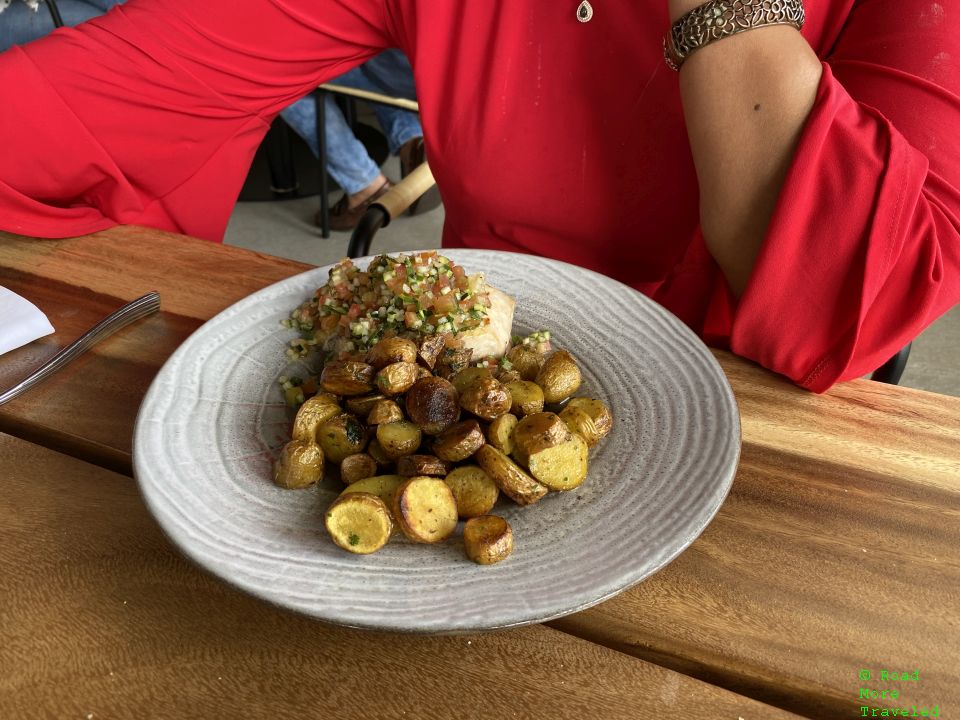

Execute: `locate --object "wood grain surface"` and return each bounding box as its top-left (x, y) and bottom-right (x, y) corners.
top-left (551, 357), bottom-right (960, 717)
top-left (0, 434), bottom-right (804, 720)
top-left (0, 229), bottom-right (311, 473)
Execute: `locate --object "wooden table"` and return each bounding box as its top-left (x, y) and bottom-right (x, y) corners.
top-left (2, 227), bottom-right (958, 719)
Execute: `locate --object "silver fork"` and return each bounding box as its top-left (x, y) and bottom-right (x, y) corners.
top-left (0, 291), bottom-right (161, 407)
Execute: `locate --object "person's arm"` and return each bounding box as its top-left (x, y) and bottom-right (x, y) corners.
top-left (669, 1), bottom-right (822, 295)
top-left (0, 0), bottom-right (392, 241)
top-left (672, 0), bottom-right (960, 390)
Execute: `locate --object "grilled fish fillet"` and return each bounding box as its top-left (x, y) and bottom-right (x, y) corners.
top-left (460, 285), bottom-right (515, 359)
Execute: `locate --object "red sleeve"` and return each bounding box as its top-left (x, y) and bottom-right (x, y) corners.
top-left (0, 0), bottom-right (392, 241)
top-left (729, 0), bottom-right (960, 392)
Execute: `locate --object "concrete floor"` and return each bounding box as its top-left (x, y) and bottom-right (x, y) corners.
top-left (225, 154), bottom-right (958, 398)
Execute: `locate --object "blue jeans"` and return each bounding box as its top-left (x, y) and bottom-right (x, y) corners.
top-left (280, 50), bottom-right (422, 196)
top-left (0, 0), bottom-right (122, 51)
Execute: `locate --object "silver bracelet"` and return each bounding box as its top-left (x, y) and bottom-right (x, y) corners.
top-left (664, 0), bottom-right (805, 71)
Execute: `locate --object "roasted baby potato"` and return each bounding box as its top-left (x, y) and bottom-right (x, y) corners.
top-left (451, 366), bottom-right (493, 395)
top-left (318, 413), bottom-right (368, 464)
top-left (404, 376), bottom-right (460, 435)
top-left (459, 376), bottom-right (512, 421)
top-left (344, 393), bottom-right (387, 421)
top-left (320, 361), bottom-right (375, 396)
top-left (474, 445), bottom-right (548, 506)
top-left (506, 346), bottom-right (544, 381)
top-left (397, 454), bottom-right (451, 478)
top-left (376, 419), bottom-right (423, 459)
top-left (273, 439), bottom-right (325, 489)
top-left (535, 350), bottom-right (582, 404)
top-left (487, 412), bottom-right (518, 455)
top-left (393, 476), bottom-right (459, 543)
top-left (339, 452), bottom-right (378, 484)
top-left (375, 361), bottom-right (419, 396)
top-left (444, 466), bottom-right (499, 518)
top-left (415, 365), bottom-right (433, 381)
top-left (432, 419), bottom-right (486, 462)
top-left (325, 492), bottom-right (393, 554)
top-left (559, 406), bottom-right (599, 447)
top-left (527, 433), bottom-right (589, 491)
top-left (417, 333), bottom-right (447, 370)
top-left (463, 515), bottom-right (513, 565)
top-left (339, 474), bottom-right (405, 509)
top-left (367, 438), bottom-right (394, 468)
top-left (366, 337), bottom-right (417, 369)
top-left (565, 397), bottom-right (614, 444)
top-left (291, 395), bottom-right (342, 443)
top-left (511, 412), bottom-right (572, 467)
top-left (505, 380), bottom-right (544, 417)
top-left (366, 398), bottom-right (405, 426)
top-left (497, 369), bottom-right (521, 385)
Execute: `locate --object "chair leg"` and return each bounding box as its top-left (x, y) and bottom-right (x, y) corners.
top-left (348, 207), bottom-right (389, 259)
top-left (45, 0), bottom-right (66, 28)
top-left (264, 118), bottom-right (298, 197)
top-left (316, 90), bottom-right (330, 239)
top-left (871, 343), bottom-right (912, 385)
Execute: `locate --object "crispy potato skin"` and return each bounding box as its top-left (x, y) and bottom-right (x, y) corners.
top-left (318, 413), bottom-right (369, 464)
top-left (487, 413), bottom-right (518, 455)
top-left (393, 476), bottom-right (459, 543)
top-left (325, 492), bottom-right (393, 554)
top-left (376, 420), bottom-right (423, 459)
top-left (375, 361), bottom-right (419, 396)
top-left (535, 350), bottom-right (582, 404)
top-left (463, 515), bottom-right (514, 564)
top-left (396, 454), bottom-right (451, 477)
top-left (565, 397), bottom-right (614, 443)
top-left (367, 438), bottom-right (394, 468)
top-left (451, 367), bottom-right (493, 395)
top-left (459, 376), bottom-right (512, 421)
top-left (559, 405), bottom-right (600, 447)
top-left (506, 346), bottom-right (544, 381)
top-left (366, 399), bottom-right (405, 425)
top-left (273, 440), bottom-right (325, 489)
top-left (319, 361), bottom-right (375, 396)
top-left (339, 474), bottom-right (405, 510)
top-left (512, 412), bottom-right (571, 466)
top-left (417, 334), bottom-right (447, 370)
top-left (291, 396), bottom-right (342, 443)
top-left (474, 445), bottom-right (548, 506)
top-left (405, 377), bottom-right (460, 435)
top-left (432, 420), bottom-right (486, 462)
top-left (444, 466), bottom-right (499, 518)
top-left (344, 394), bottom-right (387, 421)
top-left (366, 337), bottom-right (417, 369)
top-left (505, 380), bottom-right (544, 417)
top-left (339, 453), bottom-right (378, 484)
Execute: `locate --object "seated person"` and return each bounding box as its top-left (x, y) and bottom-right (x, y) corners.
top-left (0, 1), bottom-right (958, 393)
top-left (280, 50), bottom-right (431, 231)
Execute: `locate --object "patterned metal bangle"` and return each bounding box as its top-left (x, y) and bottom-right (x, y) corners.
top-left (663, 0), bottom-right (805, 71)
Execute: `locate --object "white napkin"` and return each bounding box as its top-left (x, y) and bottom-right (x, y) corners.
top-left (0, 285), bottom-right (55, 356)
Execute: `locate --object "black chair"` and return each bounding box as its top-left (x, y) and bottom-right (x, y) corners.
top-left (45, 0), bottom-right (65, 28)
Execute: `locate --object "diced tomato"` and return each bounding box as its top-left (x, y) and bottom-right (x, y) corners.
top-left (404, 311), bottom-right (419, 328)
top-left (335, 282), bottom-right (352, 299)
top-left (434, 293), bottom-right (457, 315)
top-left (320, 315), bottom-right (339, 332)
top-left (338, 315), bottom-right (351, 328)
top-left (452, 265), bottom-right (466, 281)
top-left (347, 303), bottom-right (363, 319)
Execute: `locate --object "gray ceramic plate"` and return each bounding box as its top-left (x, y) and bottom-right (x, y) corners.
top-left (134, 250), bottom-right (740, 633)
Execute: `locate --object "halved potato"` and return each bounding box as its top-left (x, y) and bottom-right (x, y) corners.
top-left (393, 476), bottom-right (459, 543)
top-left (367, 398), bottom-right (405, 425)
top-left (367, 438), bottom-right (394, 468)
top-left (273, 439), bottom-right (325, 489)
top-left (474, 445), bottom-right (548, 506)
top-left (487, 413), bottom-right (518, 455)
top-left (559, 405), bottom-right (600, 447)
top-left (405, 376), bottom-right (460, 435)
top-left (396, 454), bottom-right (450, 477)
top-left (432, 419), bottom-right (485, 462)
top-left (291, 395), bottom-right (342, 443)
top-left (444, 466), bottom-right (499, 518)
top-left (339, 453), bottom-right (378, 484)
top-left (376, 420), bottom-right (423, 459)
top-left (505, 380), bottom-right (544, 417)
top-left (527, 433), bottom-right (589, 491)
top-left (463, 515), bottom-right (513, 565)
top-left (535, 350), bottom-right (581, 404)
top-left (375, 361), bottom-right (419, 396)
top-left (451, 367), bottom-right (493, 395)
top-left (319, 361), bottom-right (375, 396)
top-left (339, 474), bottom-right (405, 509)
top-left (366, 337), bottom-right (417, 369)
top-left (325, 492), bottom-right (393, 554)
top-left (344, 393), bottom-right (386, 421)
top-left (565, 397), bottom-right (614, 444)
top-left (512, 412), bottom-right (571, 467)
top-left (459, 376), bottom-right (512, 421)
top-left (318, 413), bottom-right (368, 464)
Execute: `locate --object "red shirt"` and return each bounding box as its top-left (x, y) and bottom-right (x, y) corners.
top-left (1, 0), bottom-right (958, 391)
